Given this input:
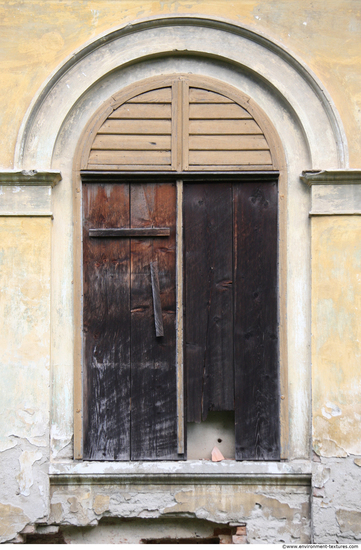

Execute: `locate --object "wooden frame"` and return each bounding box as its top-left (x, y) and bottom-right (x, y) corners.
top-left (73, 74), bottom-right (288, 460)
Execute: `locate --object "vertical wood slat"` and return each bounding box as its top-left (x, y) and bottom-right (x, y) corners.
top-left (234, 181), bottom-right (279, 460)
top-left (182, 81), bottom-right (189, 171)
top-left (130, 183), bottom-right (179, 460)
top-left (176, 180), bottom-right (184, 454)
top-left (82, 183), bottom-right (131, 460)
top-left (172, 81), bottom-right (183, 172)
top-left (150, 261), bottom-right (164, 337)
top-left (184, 182), bottom-right (234, 423)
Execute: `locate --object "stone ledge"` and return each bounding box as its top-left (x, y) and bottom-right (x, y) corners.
top-left (301, 170), bottom-right (361, 186)
top-left (50, 472), bottom-right (311, 486)
top-left (0, 170), bottom-right (61, 187)
top-left (49, 460), bottom-right (312, 486)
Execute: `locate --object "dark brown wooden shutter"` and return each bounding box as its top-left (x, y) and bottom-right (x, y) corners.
top-left (184, 180), bottom-right (279, 460)
top-left (234, 181), bottom-right (279, 460)
top-left (184, 182), bottom-right (234, 423)
top-left (82, 181), bottom-right (179, 460)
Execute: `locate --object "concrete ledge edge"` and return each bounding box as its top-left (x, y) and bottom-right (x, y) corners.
top-left (49, 472), bottom-right (311, 487)
top-left (0, 170), bottom-right (61, 187)
top-left (301, 170), bottom-right (361, 186)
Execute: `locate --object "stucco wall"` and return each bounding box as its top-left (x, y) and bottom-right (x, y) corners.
top-left (0, 0), bottom-right (360, 544)
top-left (312, 215), bottom-right (361, 458)
top-left (0, 216), bottom-right (51, 542)
top-left (0, 0), bottom-right (360, 170)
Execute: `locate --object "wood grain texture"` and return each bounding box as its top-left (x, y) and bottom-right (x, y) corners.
top-left (130, 183), bottom-right (179, 460)
top-left (189, 119), bottom-right (263, 135)
top-left (82, 182), bottom-right (131, 460)
top-left (88, 150), bottom-right (171, 166)
top-left (89, 228), bottom-right (170, 238)
top-left (233, 181), bottom-right (280, 460)
top-left (110, 103), bottom-right (172, 119)
top-left (189, 103), bottom-right (251, 119)
top-left (128, 88), bottom-right (172, 103)
top-left (150, 261), bottom-right (164, 337)
top-left (189, 135), bottom-right (269, 151)
top-left (184, 183), bottom-right (234, 423)
top-left (92, 135), bottom-right (172, 151)
top-left (189, 88), bottom-right (233, 103)
top-left (98, 119), bottom-right (172, 135)
top-left (189, 150), bottom-right (272, 166)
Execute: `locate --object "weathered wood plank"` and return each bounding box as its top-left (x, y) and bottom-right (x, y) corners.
top-left (189, 88), bottom-right (233, 103)
top-left (128, 88), bottom-right (172, 103)
top-left (92, 135), bottom-right (172, 151)
top-left (89, 227), bottom-right (170, 238)
top-left (176, 180), bottom-right (184, 454)
top-left (189, 119), bottom-right (263, 135)
top-left (184, 182), bottom-right (234, 423)
top-left (233, 181), bottom-right (279, 460)
top-left (130, 183), bottom-right (178, 460)
top-left (150, 261), bottom-right (164, 337)
top-left (189, 135), bottom-right (269, 151)
top-left (88, 150), bottom-right (171, 166)
top-left (82, 182), bottom-right (131, 460)
top-left (189, 150), bottom-right (272, 166)
top-left (86, 164), bottom-right (175, 171)
top-left (98, 119), bottom-right (172, 135)
top-left (189, 104), bottom-right (252, 119)
top-left (110, 103), bottom-right (172, 119)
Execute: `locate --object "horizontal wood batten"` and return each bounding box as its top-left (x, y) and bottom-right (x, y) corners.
top-left (88, 150), bottom-right (171, 165)
top-left (81, 170), bottom-right (279, 183)
top-left (189, 104), bottom-right (251, 119)
top-left (189, 135), bottom-right (269, 150)
top-left (189, 150), bottom-right (272, 165)
top-left (110, 104), bottom-right (172, 119)
top-left (128, 88), bottom-right (172, 103)
top-left (98, 120), bottom-right (172, 134)
top-left (189, 120), bottom-right (262, 134)
top-left (86, 164), bottom-right (175, 171)
top-left (92, 135), bottom-right (172, 150)
top-left (89, 227), bottom-right (171, 237)
top-left (86, 165), bottom-right (274, 172)
top-left (189, 89), bottom-right (233, 103)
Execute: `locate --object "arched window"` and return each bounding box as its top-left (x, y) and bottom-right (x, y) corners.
top-left (77, 75), bottom-right (282, 461)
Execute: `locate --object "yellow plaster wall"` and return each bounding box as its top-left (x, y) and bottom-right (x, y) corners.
top-left (312, 216), bottom-right (361, 457)
top-left (0, 0), bottom-right (360, 169)
top-left (0, 218), bottom-right (51, 452)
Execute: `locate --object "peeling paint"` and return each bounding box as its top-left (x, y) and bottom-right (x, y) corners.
top-left (17, 450), bottom-right (43, 497)
top-left (0, 503), bottom-right (29, 543)
top-left (49, 480), bottom-right (311, 543)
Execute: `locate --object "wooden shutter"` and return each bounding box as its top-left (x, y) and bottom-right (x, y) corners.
top-left (234, 181), bottom-right (279, 460)
top-left (184, 179), bottom-right (279, 460)
top-left (80, 75), bottom-right (281, 461)
top-left (88, 87), bottom-right (173, 171)
top-left (85, 77), bottom-right (275, 173)
top-left (185, 87), bottom-right (272, 170)
top-left (82, 180), bottom-right (179, 460)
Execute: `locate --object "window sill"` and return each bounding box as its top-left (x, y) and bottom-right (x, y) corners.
top-left (49, 459), bottom-right (311, 486)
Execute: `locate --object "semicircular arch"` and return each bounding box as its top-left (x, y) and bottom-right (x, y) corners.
top-left (76, 73), bottom-right (285, 173)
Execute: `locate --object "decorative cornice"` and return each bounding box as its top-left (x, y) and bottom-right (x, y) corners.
top-left (50, 472), bottom-right (311, 487)
top-left (0, 170), bottom-right (61, 187)
top-left (301, 170), bottom-right (361, 187)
